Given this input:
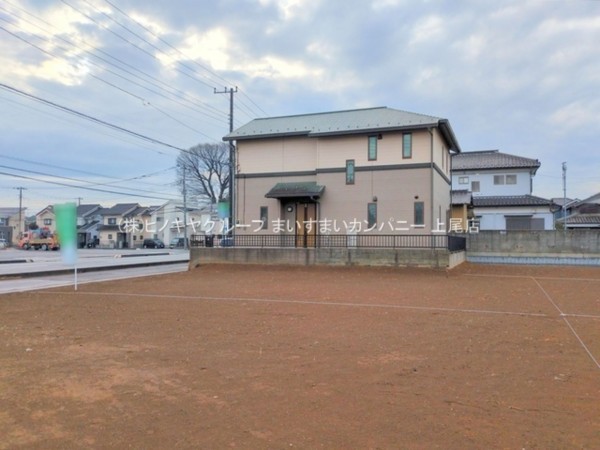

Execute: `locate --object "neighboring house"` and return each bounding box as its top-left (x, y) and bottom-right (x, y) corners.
top-left (449, 190), bottom-right (473, 232)
top-left (36, 206), bottom-right (57, 233)
top-left (551, 197), bottom-right (578, 225)
top-left (556, 192), bottom-right (600, 229)
top-left (150, 200), bottom-right (210, 245)
top-left (451, 150), bottom-right (555, 230)
top-left (224, 107), bottom-right (461, 244)
top-left (76, 204), bottom-right (103, 248)
top-left (0, 207), bottom-right (26, 245)
top-left (97, 203), bottom-right (141, 249)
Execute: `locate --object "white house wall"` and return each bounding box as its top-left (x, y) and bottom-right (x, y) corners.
top-left (452, 169), bottom-right (532, 196)
top-left (476, 206), bottom-right (554, 230)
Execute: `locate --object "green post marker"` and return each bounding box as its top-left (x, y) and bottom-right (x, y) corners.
top-left (55, 203), bottom-right (78, 289)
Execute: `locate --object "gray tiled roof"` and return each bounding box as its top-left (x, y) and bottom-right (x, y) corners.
top-left (451, 190), bottom-right (472, 205)
top-left (77, 204), bottom-right (102, 217)
top-left (0, 207), bottom-right (22, 217)
top-left (224, 107), bottom-right (461, 151)
top-left (560, 214), bottom-right (600, 225)
top-left (453, 150), bottom-right (540, 171)
top-left (473, 195), bottom-right (552, 207)
top-left (100, 203), bottom-right (140, 216)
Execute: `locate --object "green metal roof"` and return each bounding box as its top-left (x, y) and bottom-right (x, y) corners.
top-left (265, 182), bottom-right (325, 199)
top-left (224, 107), bottom-right (461, 152)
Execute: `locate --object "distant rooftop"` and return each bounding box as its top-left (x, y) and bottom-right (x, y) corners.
top-left (0, 207), bottom-right (23, 217)
top-left (224, 107), bottom-right (461, 152)
top-left (453, 150), bottom-right (540, 171)
top-left (473, 195), bottom-right (552, 207)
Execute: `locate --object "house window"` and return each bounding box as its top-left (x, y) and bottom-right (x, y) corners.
top-left (414, 201), bottom-right (425, 226)
top-left (493, 175), bottom-right (505, 185)
top-left (133, 236), bottom-right (137, 241)
top-left (108, 234), bottom-right (113, 240)
top-left (368, 136), bottom-right (377, 161)
top-left (108, 218), bottom-right (117, 225)
top-left (367, 203), bottom-right (377, 229)
top-left (346, 160), bottom-right (355, 185)
top-left (458, 176), bottom-right (469, 185)
top-left (506, 174), bottom-right (517, 185)
top-left (43, 219), bottom-right (52, 226)
top-left (471, 181), bottom-right (480, 192)
top-left (0, 218), bottom-right (6, 226)
top-left (402, 133), bottom-right (412, 159)
top-left (259, 206), bottom-right (268, 230)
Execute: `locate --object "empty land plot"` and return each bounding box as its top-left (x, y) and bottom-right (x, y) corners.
top-left (0, 263), bottom-right (599, 449)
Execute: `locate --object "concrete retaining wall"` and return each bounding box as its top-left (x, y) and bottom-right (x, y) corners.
top-left (464, 230), bottom-right (600, 266)
top-left (190, 247), bottom-right (464, 270)
top-left (466, 230), bottom-right (600, 254)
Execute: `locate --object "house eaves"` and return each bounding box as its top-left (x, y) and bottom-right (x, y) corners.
top-left (452, 150), bottom-right (540, 172)
top-left (224, 106), bottom-right (461, 152)
top-left (473, 195), bottom-right (552, 208)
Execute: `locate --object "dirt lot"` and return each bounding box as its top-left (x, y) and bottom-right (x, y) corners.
top-left (1, 263), bottom-right (599, 449)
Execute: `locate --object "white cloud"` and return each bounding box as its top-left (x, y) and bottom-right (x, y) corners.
top-left (158, 27), bottom-right (231, 71)
top-left (408, 15), bottom-right (444, 46)
top-left (129, 12), bottom-right (168, 37)
top-left (257, 0), bottom-right (321, 21)
top-left (548, 99), bottom-right (600, 133)
top-left (536, 16), bottom-right (600, 38)
top-left (240, 55), bottom-right (323, 80)
top-left (371, 0), bottom-right (404, 11)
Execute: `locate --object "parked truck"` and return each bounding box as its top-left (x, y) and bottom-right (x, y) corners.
top-left (18, 229), bottom-right (60, 251)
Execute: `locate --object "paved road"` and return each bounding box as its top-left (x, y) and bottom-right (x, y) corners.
top-left (0, 247), bottom-right (190, 294)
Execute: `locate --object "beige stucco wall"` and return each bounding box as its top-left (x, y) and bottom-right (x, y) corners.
top-left (237, 129), bottom-right (450, 175)
top-left (236, 167), bottom-right (442, 234)
top-left (234, 126), bottom-right (454, 236)
top-left (237, 137), bottom-right (318, 173)
top-left (36, 210), bottom-right (56, 233)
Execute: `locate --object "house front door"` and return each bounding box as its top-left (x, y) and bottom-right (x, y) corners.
top-left (295, 202), bottom-right (317, 248)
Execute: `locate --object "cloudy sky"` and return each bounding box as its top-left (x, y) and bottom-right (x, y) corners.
top-left (0, 0), bottom-right (599, 213)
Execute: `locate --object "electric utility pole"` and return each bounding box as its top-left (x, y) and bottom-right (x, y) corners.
top-left (182, 167), bottom-right (188, 250)
top-left (562, 162), bottom-right (567, 235)
top-left (214, 86), bottom-right (238, 235)
top-left (14, 187), bottom-right (26, 237)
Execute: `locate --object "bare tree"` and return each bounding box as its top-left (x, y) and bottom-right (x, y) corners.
top-left (176, 143), bottom-right (230, 207)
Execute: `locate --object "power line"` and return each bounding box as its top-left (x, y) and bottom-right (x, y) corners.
top-left (102, 0), bottom-right (233, 89)
top-left (0, 164), bottom-right (178, 198)
top-left (0, 2), bottom-right (229, 121)
top-left (0, 170), bottom-right (177, 201)
top-left (100, 0), bottom-right (268, 118)
top-left (0, 19), bottom-right (225, 140)
top-left (0, 82), bottom-right (190, 154)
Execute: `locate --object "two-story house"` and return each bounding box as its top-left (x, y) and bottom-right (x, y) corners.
top-left (76, 204), bottom-right (103, 248)
top-left (0, 207), bottom-right (25, 245)
top-left (224, 107), bottom-right (461, 245)
top-left (97, 203), bottom-right (141, 249)
top-left (35, 205), bottom-right (57, 234)
top-left (150, 200), bottom-right (213, 246)
top-left (451, 150), bottom-right (555, 230)
top-left (556, 192), bottom-right (600, 229)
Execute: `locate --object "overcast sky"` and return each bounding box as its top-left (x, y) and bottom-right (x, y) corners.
top-left (1, 0), bottom-right (599, 213)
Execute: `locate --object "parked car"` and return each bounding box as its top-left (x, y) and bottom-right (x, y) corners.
top-left (143, 238), bottom-right (165, 249)
top-left (219, 236), bottom-right (235, 247)
top-left (169, 237), bottom-right (187, 249)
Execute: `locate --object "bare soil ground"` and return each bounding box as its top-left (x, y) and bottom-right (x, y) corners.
top-left (1, 263), bottom-right (599, 449)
